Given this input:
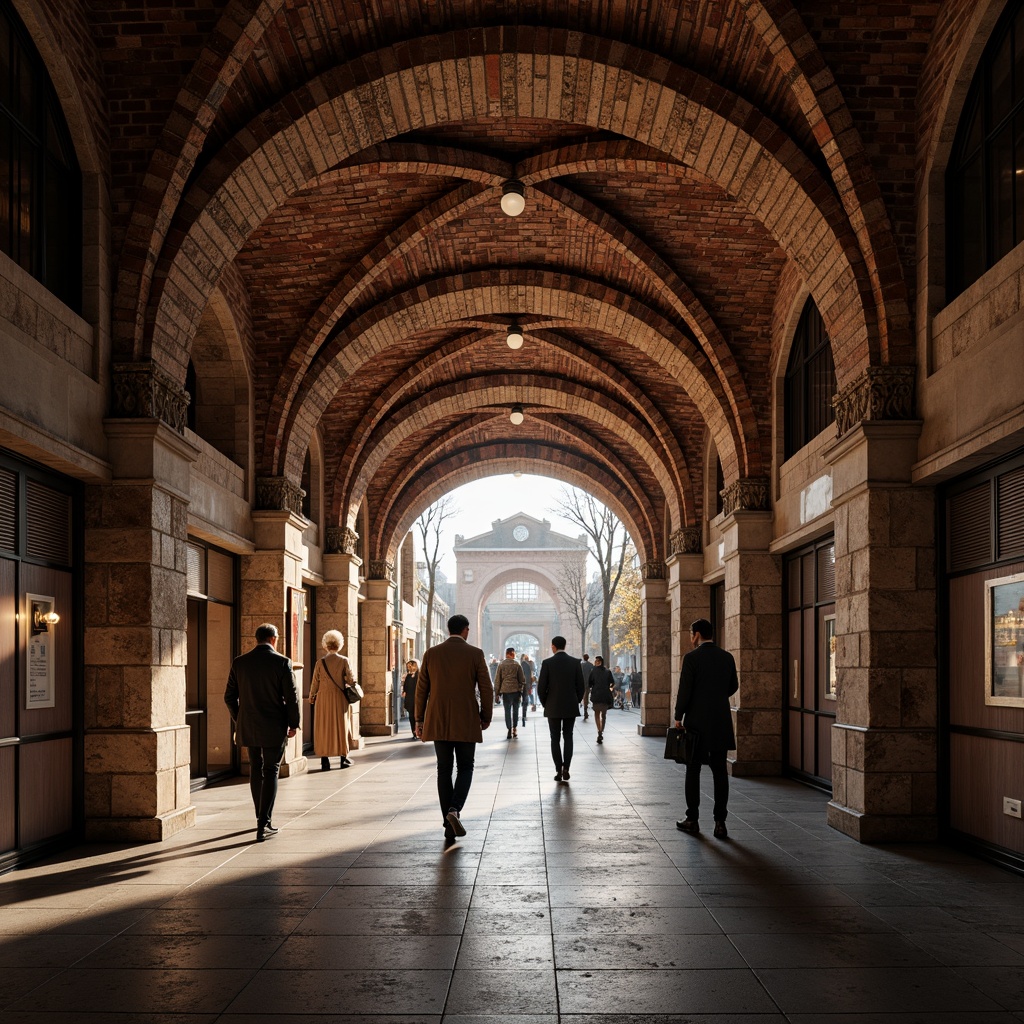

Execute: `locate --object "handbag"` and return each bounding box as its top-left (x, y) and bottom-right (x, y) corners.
top-left (664, 726), bottom-right (701, 765)
top-left (343, 681), bottom-right (363, 704)
top-left (664, 727), bottom-right (687, 760)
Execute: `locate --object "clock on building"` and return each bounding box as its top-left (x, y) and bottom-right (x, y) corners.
top-left (512, 525), bottom-right (529, 542)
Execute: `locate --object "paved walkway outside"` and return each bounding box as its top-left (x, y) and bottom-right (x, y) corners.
top-left (2, 706), bottom-right (1023, 1023)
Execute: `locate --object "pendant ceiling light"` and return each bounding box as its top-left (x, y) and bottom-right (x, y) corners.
top-left (500, 179), bottom-right (525, 216)
top-left (509, 404), bottom-right (525, 425)
top-left (506, 323), bottom-right (524, 349)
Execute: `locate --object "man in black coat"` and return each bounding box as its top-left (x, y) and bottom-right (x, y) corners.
top-left (537, 635), bottom-right (585, 782)
top-left (674, 618), bottom-right (739, 838)
top-left (224, 622), bottom-right (300, 842)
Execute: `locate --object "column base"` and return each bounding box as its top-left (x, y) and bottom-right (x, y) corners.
top-left (728, 756), bottom-right (781, 777)
top-left (637, 723), bottom-right (668, 737)
top-left (360, 724), bottom-right (397, 736)
top-left (279, 753), bottom-right (308, 778)
top-left (827, 800), bottom-right (938, 842)
top-left (84, 804), bottom-right (196, 843)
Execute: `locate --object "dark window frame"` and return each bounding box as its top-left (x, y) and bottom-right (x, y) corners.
top-left (947, 1), bottom-right (1024, 299)
top-left (0, 0), bottom-right (81, 311)
top-left (783, 299), bottom-right (836, 460)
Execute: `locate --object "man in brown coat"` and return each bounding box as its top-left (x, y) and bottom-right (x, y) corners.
top-left (416, 613), bottom-right (493, 842)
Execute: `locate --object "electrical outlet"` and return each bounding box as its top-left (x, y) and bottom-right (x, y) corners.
top-left (1004, 797), bottom-right (1022, 819)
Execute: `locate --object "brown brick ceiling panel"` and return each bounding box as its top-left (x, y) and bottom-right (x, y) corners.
top-left (280, 270), bottom-right (753, 491)
top-left (145, 34), bottom-right (883, 433)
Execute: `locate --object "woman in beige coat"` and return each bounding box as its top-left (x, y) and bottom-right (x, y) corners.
top-left (309, 630), bottom-right (356, 770)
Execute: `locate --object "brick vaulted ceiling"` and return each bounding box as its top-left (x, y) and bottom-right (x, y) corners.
top-left (89, 0), bottom-right (939, 564)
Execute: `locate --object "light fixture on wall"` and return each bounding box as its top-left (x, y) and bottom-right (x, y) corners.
top-left (506, 323), bottom-right (524, 349)
top-left (509, 404), bottom-right (525, 425)
top-left (500, 179), bottom-right (525, 217)
top-left (33, 607), bottom-right (60, 629)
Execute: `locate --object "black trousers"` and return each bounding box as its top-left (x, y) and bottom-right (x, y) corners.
top-left (433, 740), bottom-right (476, 824)
top-left (684, 748), bottom-right (729, 822)
top-left (548, 717), bottom-right (576, 770)
top-left (247, 741), bottom-right (287, 827)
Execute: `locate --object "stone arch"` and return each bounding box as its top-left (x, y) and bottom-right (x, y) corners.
top-left (339, 376), bottom-right (686, 535)
top-left (380, 456), bottom-right (654, 570)
top-left (323, 327), bottom-right (697, 532)
top-left (189, 287), bottom-right (254, 483)
top-left (266, 151), bottom-right (759, 475)
top-left (369, 430), bottom-right (661, 568)
top-left (771, 275), bottom-right (813, 495)
top-left (918, 0), bottom-right (1013, 324)
top-left (301, 426), bottom-right (325, 535)
top-left (284, 274), bottom-right (748, 483)
top-left (734, 0), bottom-right (914, 367)
top-left (473, 566), bottom-right (568, 650)
top-left (141, 30), bottom-right (883, 406)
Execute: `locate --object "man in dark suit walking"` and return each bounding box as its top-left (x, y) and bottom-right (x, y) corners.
top-left (224, 622), bottom-right (300, 842)
top-left (674, 618), bottom-right (739, 838)
top-left (416, 614), bottom-right (493, 843)
top-left (537, 635), bottom-right (585, 782)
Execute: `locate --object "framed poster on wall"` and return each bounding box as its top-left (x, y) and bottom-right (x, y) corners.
top-left (985, 571), bottom-right (1024, 707)
top-left (26, 593), bottom-right (58, 709)
top-left (288, 587), bottom-right (305, 669)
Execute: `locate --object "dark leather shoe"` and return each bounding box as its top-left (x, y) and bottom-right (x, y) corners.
top-left (676, 818), bottom-right (700, 834)
top-left (561, 768), bottom-right (570, 781)
top-left (445, 809), bottom-right (466, 837)
top-left (713, 821), bottom-right (728, 839)
top-left (321, 757), bottom-right (331, 771)
top-left (554, 771), bottom-right (563, 781)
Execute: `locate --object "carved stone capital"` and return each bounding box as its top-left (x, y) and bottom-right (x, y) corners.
top-left (721, 478), bottom-right (770, 517)
top-left (641, 560), bottom-right (667, 580)
top-left (670, 527), bottom-right (702, 555)
top-left (255, 476), bottom-right (306, 515)
top-left (111, 361), bottom-right (190, 434)
top-left (368, 559), bottom-right (395, 582)
top-left (833, 366), bottom-right (916, 436)
top-left (326, 526), bottom-right (360, 555)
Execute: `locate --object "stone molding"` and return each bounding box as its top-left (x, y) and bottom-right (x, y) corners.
top-left (111, 361), bottom-right (190, 434)
top-left (326, 526), bottom-right (359, 554)
top-left (255, 476), bottom-right (306, 515)
top-left (721, 477), bottom-right (770, 516)
top-left (833, 366), bottom-right (916, 436)
top-left (641, 560), bottom-right (667, 580)
top-left (368, 559), bottom-right (395, 582)
top-left (670, 527), bottom-right (702, 555)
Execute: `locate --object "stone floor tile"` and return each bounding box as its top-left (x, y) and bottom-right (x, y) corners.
top-left (0, 932), bottom-right (109, 968)
top-left (904, 930), bottom-right (1024, 966)
top-left (546, 884), bottom-right (701, 908)
top-left (454, 933), bottom-right (555, 970)
top-left (953, 966), bottom-right (1024, 1011)
top-left (294, 907), bottom-right (467, 934)
top-left (264, 933), bottom-right (460, 970)
top-left (444, 968), bottom-right (558, 1014)
top-left (224, 968), bottom-right (450, 1015)
top-left (550, 906), bottom-right (722, 935)
top-left (556, 967), bottom-right (779, 1014)
top-left (0, 1014), bottom-right (220, 1024)
top-left (464, 907), bottom-right (553, 934)
top-left (553, 931), bottom-right (745, 969)
top-left (708, 904), bottom-right (895, 934)
top-left (74, 932), bottom-right (286, 970)
top-left (692, 883), bottom-right (858, 908)
top-left (124, 908), bottom-right (303, 936)
top-left (5, 967), bottom-right (257, 1015)
top-left (755, 966), bottom-right (1006, 1014)
top-left (729, 930), bottom-right (940, 969)
top-left (317, 883), bottom-right (474, 909)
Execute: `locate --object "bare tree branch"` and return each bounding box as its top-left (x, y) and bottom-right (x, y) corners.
top-left (556, 555), bottom-right (601, 654)
top-left (415, 495), bottom-right (458, 650)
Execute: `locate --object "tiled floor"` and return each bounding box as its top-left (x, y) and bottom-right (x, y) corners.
top-left (2, 707), bottom-right (1023, 1023)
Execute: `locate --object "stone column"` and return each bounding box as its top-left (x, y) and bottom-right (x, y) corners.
top-left (720, 481), bottom-right (782, 776)
top-left (825, 418), bottom-right (936, 841)
top-left (240, 504), bottom-right (309, 777)
top-left (666, 540), bottom-right (709, 723)
top-left (638, 562), bottom-right (671, 736)
top-left (361, 562), bottom-right (395, 736)
top-left (84, 414), bottom-right (198, 841)
top-left (321, 532), bottom-right (364, 749)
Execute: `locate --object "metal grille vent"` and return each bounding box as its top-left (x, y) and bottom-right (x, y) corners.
top-left (25, 480), bottom-right (70, 565)
top-left (186, 542), bottom-right (206, 596)
top-left (0, 468), bottom-right (14, 553)
top-left (948, 482), bottom-right (992, 572)
top-left (997, 465), bottom-right (1024, 559)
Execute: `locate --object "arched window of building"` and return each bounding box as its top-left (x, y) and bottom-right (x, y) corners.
top-left (505, 581), bottom-right (539, 602)
top-left (0, 0), bottom-right (81, 310)
top-left (784, 298), bottom-right (836, 459)
top-left (948, 2), bottom-right (1024, 297)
